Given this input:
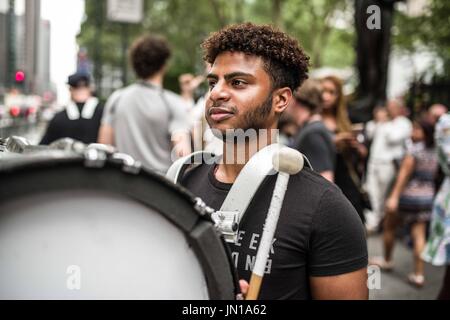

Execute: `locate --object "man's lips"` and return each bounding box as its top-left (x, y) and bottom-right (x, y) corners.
top-left (209, 107), bottom-right (235, 122)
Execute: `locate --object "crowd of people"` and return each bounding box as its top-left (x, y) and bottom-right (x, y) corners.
top-left (283, 74), bottom-right (450, 296)
top-left (38, 23), bottom-right (450, 300)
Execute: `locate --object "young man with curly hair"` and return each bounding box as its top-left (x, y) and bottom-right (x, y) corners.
top-left (98, 34), bottom-right (191, 172)
top-left (180, 23), bottom-right (368, 300)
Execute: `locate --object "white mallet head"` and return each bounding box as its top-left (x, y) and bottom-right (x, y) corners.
top-left (272, 147), bottom-right (304, 175)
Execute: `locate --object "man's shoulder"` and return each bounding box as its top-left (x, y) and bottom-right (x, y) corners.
top-left (162, 89), bottom-right (184, 104)
top-left (307, 121), bottom-right (328, 131)
top-left (292, 167), bottom-right (337, 192)
top-left (183, 161), bottom-right (339, 194)
top-left (50, 109), bottom-right (69, 122)
top-left (112, 85), bottom-right (156, 114)
top-left (295, 122), bottom-right (330, 142)
top-left (183, 162), bottom-right (340, 197)
top-left (94, 101), bottom-right (105, 115)
top-left (120, 84), bottom-right (145, 96)
top-left (290, 167), bottom-right (351, 210)
top-left (105, 88), bottom-right (126, 104)
top-left (107, 86), bottom-right (138, 108)
top-left (306, 122), bottom-right (332, 139)
top-left (181, 162), bottom-right (212, 184)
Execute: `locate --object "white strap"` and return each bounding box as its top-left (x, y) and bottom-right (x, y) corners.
top-left (167, 144), bottom-right (311, 243)
top-left (81, 97), bottom-right (99, 119)
top-left (219, 143), bottom-right (282, 222)
top-left (166, 151), bottom-right (215, 183)
top-left (217, 144), bottom-right (312, 243)
top-left (66, 101), bottom-right (79, 120)
top-left (66, 97), bottom-right (99, 120)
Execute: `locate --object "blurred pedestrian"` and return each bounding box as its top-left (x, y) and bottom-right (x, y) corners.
top-left (371, 120), bottom-right (438, 287)
top-left (422, 113), bottom-right (450, 299)
top-left (277, 113), bottom-right (298, 146)
top-left (320, 75), bottom-right (368, 222)
top-left (365, 99), bottom-right (413, 232)
top-left (40, 72), bottom-right (103, 145)
top-left (427, 103), bottom-right (448, 126)
top-left (98, 34), bottom-right (191, 173)
top-left (365, 106), bottom-right (389, 145)
top-left (289, 79), bottom-right (335, 182)
top-left (188, 64), bottom-right (224, 155)
top-left (178, 73), bottom-right (205, 111)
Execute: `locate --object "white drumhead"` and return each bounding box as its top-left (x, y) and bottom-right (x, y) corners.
top-left (0, 190), bottom-right (209, 299)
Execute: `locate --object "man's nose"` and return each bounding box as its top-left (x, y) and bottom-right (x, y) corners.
top-left (209, 81), bottom-right (231, 102)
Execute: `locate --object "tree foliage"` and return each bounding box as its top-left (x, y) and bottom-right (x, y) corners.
top-left (393, 0), bottom-right (450, 80)
top-left (77, 0), bottom-right (356, 95)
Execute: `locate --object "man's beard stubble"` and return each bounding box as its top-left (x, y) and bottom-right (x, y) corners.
top-left (207, 91), bottom-right (274, 141)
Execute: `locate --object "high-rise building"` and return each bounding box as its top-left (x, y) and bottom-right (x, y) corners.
top-left (36, 19), bottom-right (51, 94)
top-left (0, 0), bottom-right (50, 95)
top-left (0, 12), bottom-right (7, 94)
top-left (24, 0), bottom-right (40, 94)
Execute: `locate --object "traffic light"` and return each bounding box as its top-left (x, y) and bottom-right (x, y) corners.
top-left (15, 70), bottom-right (25, 83)
top-left (14, 70), bottom-right (25, 91)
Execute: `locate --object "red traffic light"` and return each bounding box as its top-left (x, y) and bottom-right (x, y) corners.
top-left (10, 106), bottom-right (21, 117)
top-left (15, 71), bottom-right (25, 82)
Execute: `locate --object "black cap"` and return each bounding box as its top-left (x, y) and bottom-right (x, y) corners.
top-left (67, 72), bottom-right (90, 88)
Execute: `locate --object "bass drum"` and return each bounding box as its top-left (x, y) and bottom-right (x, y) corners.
top-left (0, 149), bottom-right (238, 299)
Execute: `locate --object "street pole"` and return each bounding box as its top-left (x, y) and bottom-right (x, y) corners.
top-left (121, 23), bottom-right (128, 86)
top-left (6, 0), bottom-right (16, 90)
top-left (94, 0), bottom-right (103, 99)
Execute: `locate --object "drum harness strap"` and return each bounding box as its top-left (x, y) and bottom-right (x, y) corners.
top-left (166, 144), bottom-right (312, 243)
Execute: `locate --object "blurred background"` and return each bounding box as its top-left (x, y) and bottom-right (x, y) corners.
top-left (0, 0), bottom-right (449, 299)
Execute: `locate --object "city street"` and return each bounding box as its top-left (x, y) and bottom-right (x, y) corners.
top-left (368, 234), bottom-right (445, 300)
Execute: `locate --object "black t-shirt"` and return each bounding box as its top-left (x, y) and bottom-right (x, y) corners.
top-left (291, 121), bottom-right (335, 173)
top-left (181, 163), bottom-right (368, 300)
top-left (40, 102), bottom-right (104, 145)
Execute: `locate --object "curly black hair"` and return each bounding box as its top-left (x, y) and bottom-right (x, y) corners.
top-left (202, 23), bottom-right (310, 91)
top-left (129, 34), bottom-right (171, 79)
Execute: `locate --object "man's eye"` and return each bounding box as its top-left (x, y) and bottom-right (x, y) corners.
top-left (232, 79), bottom-right (246, 87)
top-left (208, 81), bottom-right (216, 89)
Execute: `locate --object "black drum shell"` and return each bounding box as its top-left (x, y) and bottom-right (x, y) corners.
top-left (0, 151), bottom-right (238, 300)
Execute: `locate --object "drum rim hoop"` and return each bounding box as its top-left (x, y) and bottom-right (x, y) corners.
top-left (0, 155), bottom-right (238, 299)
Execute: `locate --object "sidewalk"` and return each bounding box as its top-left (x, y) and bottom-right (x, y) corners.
top-left (368, 234), bottom-right (445, 299)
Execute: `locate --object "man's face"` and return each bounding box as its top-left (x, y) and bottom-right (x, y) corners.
top-left (179, 74), bottom-right (194, 93)
top-left (429, 104), bottom-right (448, 124)
top-left (70, 86), bottom-right (91, 103)
top-left (205, 51), bottom-right (276, 138)
top-left (321, 80), bottom-right (338, 110)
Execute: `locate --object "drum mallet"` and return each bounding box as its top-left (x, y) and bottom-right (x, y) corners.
top-left (246, 147), bottom-right (304, 300)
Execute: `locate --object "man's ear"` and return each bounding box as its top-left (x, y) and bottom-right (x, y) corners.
top-left (273, 87), bottom-right (292, 115)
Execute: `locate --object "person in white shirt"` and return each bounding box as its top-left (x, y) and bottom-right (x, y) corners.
top-left (98, 35), bottom-right (191, 173)
top-left (365, 106), bottom-right (389, 144)
top-left (178, 73), bottom-right (205, 111)
top-left (365, 99), bottom-right (413, 232)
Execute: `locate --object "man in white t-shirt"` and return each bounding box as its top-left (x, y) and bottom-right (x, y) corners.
top-left (365, 99), bottom-right (412, 232)
top-left (98, 35), bottom-right (191, 173)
